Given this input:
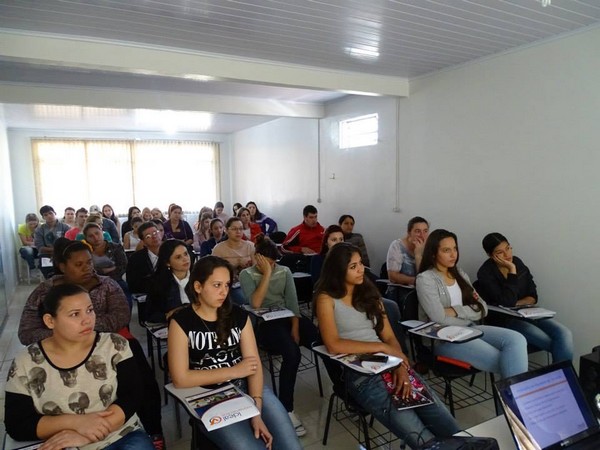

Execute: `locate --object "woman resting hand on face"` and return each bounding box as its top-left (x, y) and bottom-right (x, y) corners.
top-left (416, 229), bottom-right (529, 379)
top-left (476, 232), bottom-right (573, 363)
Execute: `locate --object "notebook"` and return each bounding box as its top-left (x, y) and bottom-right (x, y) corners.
top-left (495, 361), bottom-right (600, 450)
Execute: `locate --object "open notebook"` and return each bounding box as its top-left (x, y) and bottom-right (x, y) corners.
top-left (495, 361), bottom-right (600, 450)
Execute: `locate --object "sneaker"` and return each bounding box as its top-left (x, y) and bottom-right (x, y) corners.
top-left (150, 434), bottom-right (166, 450)
top-left (288, 411), bottom-right (306, 437)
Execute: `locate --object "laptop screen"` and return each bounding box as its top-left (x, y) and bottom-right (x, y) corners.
top-left (495, 361), bottom-right (599, 450)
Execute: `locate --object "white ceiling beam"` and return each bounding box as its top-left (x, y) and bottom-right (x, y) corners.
top-left (0, 31), bottom-right (409, 97)
top-left (0, 84), bottom-right (324, 118)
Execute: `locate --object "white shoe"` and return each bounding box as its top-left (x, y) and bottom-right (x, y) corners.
top-left (288, 411), bottom-right (306, 437)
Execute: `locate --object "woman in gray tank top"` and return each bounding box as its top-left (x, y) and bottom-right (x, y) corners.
top-left (314, 243), bottom-right (459, 448)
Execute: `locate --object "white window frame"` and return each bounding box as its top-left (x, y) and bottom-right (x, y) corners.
top-left (339, 113), bottom-right (378, 149)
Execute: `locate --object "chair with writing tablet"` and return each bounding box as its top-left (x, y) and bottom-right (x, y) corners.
top-left (402, 290), bottom-right (497, 417)
top-left (248, 307), bottom-right (323, 398)
top-left (311, 342), bottom-right (405, 450)
top-left (472, 279), bottom-right (551, 368)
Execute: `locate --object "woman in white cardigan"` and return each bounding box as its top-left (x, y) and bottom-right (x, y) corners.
top-left (416, 229), bottom-right (528, 379)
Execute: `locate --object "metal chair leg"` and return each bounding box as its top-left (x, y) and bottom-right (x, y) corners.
top-left (322, 393), bottom-right (336, 445)
top-left (267, 352), bottom-right (278, 396)
top-left (445, 378), bottom-right (456, 417)
top-left (360, 414), bottom-right (372, 450)
top-left (315, 356), bottom-right (324, 397)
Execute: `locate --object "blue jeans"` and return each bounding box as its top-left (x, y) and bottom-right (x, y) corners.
top-left (19, 246), bottom-right (38, 269)
top-left (230, 286), bottom-right (249, 306)
top-left (434, 325), bottom-right (528, 378)
top-left (103, 429), bottom-right (155, 450)
top-left (505, 317), bottom-right (573, 363)
top-left (347, 371), bottom-right (459, 448)
top-left (197, 385), bottom-right (302, 450)
top-left (382, 298), bottom-right (409, 353)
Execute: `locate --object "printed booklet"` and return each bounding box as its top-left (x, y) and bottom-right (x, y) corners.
top-left (183, 384), bottom-right (260, 431)
top-left (409, 322), bottom-right (482, 342)
top-left (389, 368), bottom-right (434, 410)
top-left (490, 305), bottom-right (556, 319)
top-left (243, 305), bottom-right (295, 321)
top-left (313, 345), bottom-right (402, 374)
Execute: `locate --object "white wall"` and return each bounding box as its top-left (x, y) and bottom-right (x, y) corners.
top-left (231, 117), bottom-right (319, 232)
top-left (8, 129), bottom-right (234, 222)
top-left (0, 106), bottom-right (18, 311)
top-left (231, 100), bottom-right (413, 267)
top-left (402, 26), bottom-right (600, 360)
top-left (232, 26), bottom-right (600, 360)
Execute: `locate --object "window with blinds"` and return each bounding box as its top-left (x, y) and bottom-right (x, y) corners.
top-left (32, 139), bottom-right (220, 214)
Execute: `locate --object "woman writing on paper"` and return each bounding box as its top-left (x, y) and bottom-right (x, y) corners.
top-left (168, 256), bottom-right (301, 450)
top-left (416, 229), bottom-right (528, 378)
top-left (476, 232), bottom-right (572, 362)
top-left (314, 243), bottom-right (459, 448)
top-left (240, 236), bottom-right (319, 436)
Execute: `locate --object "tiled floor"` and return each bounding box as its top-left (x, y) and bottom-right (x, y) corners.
top-left (0, 285), bottom-right (498, 449)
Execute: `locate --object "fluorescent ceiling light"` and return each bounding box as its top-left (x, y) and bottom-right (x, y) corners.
top-left (344, 46), bottom-right (380, 60)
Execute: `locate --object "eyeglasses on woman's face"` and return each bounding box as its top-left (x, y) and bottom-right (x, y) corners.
top-left (143, 230), bottom-right (160, 240)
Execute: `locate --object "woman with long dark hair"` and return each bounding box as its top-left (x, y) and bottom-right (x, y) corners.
top-left (416, 229), bottom-right (528, 378)
top-left (477, 232), bottom-right (572, 362)
top-left (102, 204), bottom-right (120, 235)
top-left (238, 207), bottom-right (263, 242)
top-left (314, 243), bottom-right (459, 448)
top-left (168, 256), bottom-right (301, 450)
top-left (146, 239), bottom-right (192, 323)
top-left (121, 206), bottom-right (141, 237)
top-left (212, 217), bottom-right (256, 305)
top-left (162, 204), bottom-right (194, 245)
top-left (193, 212), bottom-right (213, 252)
top-left (310, 224), bottom-right (344, 285)
top-left (246, 201), bottom-right (278, 236)
top-left (82, 223), bottom-right (127, 282)
top-left (200, 218), bottom-right (226, 257)
top-left (338, 214), bottom-right (370, 267)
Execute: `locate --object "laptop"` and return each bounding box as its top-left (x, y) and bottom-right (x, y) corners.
top-left (495, 361), bottom-right (600, 450)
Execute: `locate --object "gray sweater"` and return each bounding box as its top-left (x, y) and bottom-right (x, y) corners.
top-left (415, 268), bottom-right (488, 326)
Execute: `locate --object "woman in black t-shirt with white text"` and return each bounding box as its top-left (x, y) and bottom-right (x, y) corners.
top-left (167, 256), bottom-right (301, 450)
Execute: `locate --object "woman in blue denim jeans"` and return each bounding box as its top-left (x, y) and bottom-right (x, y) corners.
top-left (416, 229), bottom-right (529, 379)
top-left (314, 243), bottom-right (460, 448)
top-left (168, 256), bottom-right (301, 450)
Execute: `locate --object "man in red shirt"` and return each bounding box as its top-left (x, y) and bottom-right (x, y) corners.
top-left (282, 205), bottom-right (324, 254)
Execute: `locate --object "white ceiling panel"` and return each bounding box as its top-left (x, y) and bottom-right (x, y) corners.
top-left (1, 0), bottom-right (599, 78)
top-left (2, 103), bottom-right (276, 134)
top-left (0, 0), bottom-right (598, 133)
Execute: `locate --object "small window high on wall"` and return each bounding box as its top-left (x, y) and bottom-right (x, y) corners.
top-left (339, 113), bottom-right (378, 149)
top-left (32, 139), bottom-right (220, 214)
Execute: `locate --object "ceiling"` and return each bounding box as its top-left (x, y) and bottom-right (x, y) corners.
top-left (1, 0), bottom-right (599, 133)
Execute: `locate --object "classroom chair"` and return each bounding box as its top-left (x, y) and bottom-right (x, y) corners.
top-left (402, 290), bottom-right (498, 417)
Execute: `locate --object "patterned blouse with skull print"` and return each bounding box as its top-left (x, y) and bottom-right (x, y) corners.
top-left (4, 332), bottom-right (143, 449)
